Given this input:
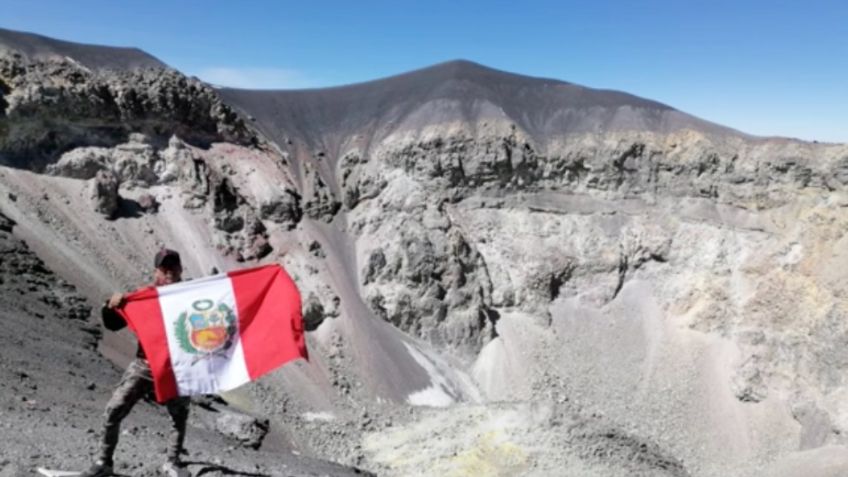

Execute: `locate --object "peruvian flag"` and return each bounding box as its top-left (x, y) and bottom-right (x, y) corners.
top-left (117, 264), bottom-right (307, 403)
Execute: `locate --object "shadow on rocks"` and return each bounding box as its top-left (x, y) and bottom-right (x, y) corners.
top-left (115, 197), bottom-right (143, 219)
top-left (186, 461), bottom-right (269, 477)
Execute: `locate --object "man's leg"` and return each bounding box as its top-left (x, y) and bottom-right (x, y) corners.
top-left (98, 359), bottom-right (152, 464)
top-left (164, 396), bottom-right (190, 463)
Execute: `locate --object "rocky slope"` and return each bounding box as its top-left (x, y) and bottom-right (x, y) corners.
top-left (2, 29), bottom-right (848, 477)
top-left (0, 210), bottom-right (369, 476)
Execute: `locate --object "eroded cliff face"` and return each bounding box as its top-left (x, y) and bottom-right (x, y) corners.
top-left (339, 124), bottom-right (848, 352)
top-left (315, 122), bottom-right (848, 475)
top-left (0, 52), bottom-right (256, 169)
top-left (4, 40), bottom-right (848, 476)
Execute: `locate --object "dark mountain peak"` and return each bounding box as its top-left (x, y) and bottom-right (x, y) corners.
top-left (432, 58), bottom-right (486, 70)
top-left (408, 59), bottom-right (571, 86)
top-left (219, 59), bottom-right (738, 149)
top-left (284, 58), bottom-right (573, 97)
top-left (0, 27), bottom-right (166, 70)
top-left (399, 59), bottom-right (530, 82)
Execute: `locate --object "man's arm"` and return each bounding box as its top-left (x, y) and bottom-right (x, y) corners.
top-left (101, 292), bottom-right (127, 331)
top-left (107, 292), bottom-right (125, 308)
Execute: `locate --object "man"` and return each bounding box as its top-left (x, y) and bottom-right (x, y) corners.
top-left (81, 249), bottom-right (191, 477)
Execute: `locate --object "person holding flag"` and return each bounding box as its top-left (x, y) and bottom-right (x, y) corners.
top-left (82, 249), bottom-right (190, 477)
top-left (81, 248), bottom-right (307, 477)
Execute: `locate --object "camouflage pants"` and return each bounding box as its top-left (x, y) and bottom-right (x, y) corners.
top-left (97, 358), bottom-right (190, 463)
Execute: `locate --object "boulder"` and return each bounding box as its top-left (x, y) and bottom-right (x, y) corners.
top-left (214, 411), bottom-right (269, 449)
top-left (137, 193), bottom-right (159, 213)
top-left (90, 169), bottom-right (119, 218)
top-left (259, 189), bottom-right (303, 230)
top-left (46, 147), bottom-right (111, 179)
top-left (0, 213), bottom-right (14, 233)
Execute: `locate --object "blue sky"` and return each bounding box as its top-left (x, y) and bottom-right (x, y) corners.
top-left (2, 0), bottom-right (846, 142)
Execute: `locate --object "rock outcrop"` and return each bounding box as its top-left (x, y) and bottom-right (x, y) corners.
top-left (0, 51), bottom-right (257, 169)
top-left (90, 169), bottom-right (119, 218)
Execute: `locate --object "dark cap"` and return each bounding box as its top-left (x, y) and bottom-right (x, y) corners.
top-left (154, 248), bottom-right (181, 269)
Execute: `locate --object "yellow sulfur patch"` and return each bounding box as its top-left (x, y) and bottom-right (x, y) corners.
top-left (449, 431), bottom-right (528, 477)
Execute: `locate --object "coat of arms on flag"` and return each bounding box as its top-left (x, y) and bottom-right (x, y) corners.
top-left (117, 264), bottom-right (308, 403)
top-left (175, 299), bottom-right (237, 360)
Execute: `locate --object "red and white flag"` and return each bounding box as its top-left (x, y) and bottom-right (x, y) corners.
top-left (117, 264), bottom-right (307, 403)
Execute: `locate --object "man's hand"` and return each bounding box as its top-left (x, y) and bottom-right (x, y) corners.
top-left (107, 292), bottom-right (125, 309)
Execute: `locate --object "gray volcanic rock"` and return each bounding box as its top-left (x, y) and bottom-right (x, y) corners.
top-left (336, 127), bottom-right (848, 358)
top-left (210, 175), bottom-right (274, 261)
top-left (90, 169), bottom-right (119, 218)
top-left (301, 160), bottom-right (342, 222)
top-left (259, 189), bottom-right (303, 229)
top-left (215, 410), bottom-right (270, 449)
top-left (360, 206), bottom-right (498, 350)
top-left (46, 146), bottom-right (112, 179)
top-left (0, 51), bottom-right (257, 168)
top-left (136, 193), bottom-right (159, 213)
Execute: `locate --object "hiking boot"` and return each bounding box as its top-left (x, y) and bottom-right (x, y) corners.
top-left (79, 460), bottom-right (113, 477)
top-left (160, 460), bottom-right (191, 477)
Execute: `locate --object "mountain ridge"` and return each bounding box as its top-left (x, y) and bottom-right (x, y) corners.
top-left (0, 27), bottom-right (745, 147)
top-left (218, 58), bottom-right (745, 149)
top-left (0, 27), bottom-right (167, 70)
